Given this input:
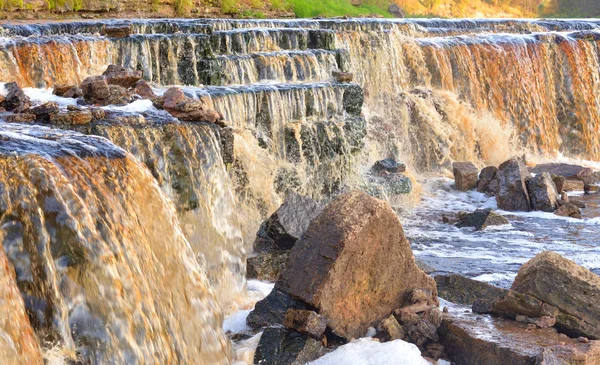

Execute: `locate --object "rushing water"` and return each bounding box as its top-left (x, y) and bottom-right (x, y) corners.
top-left (0, 17), bottom-right (600, 364)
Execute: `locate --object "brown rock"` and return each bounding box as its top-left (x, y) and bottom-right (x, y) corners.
top-left (480, 166), bottom-right (498, 180)
top-left (5, 113), bottom-right (36, 123)
top-left (496, 157), bottom-right (532, 211)
top-left (435, 274), bottom-right (507, 306)
top-left (283, 309), bottom-right (328, 339)
top-left (276, 191), bottom-right (437, 340)
top-left (526, 172), bottom-right (560, 212)
top-left (332, 70), bottom-right (353, 83)
top-left (377, 314), bottom-right (406, 341)
top-left (491, 289), bottom-right (559, 320)
top-left (563, 179), bottom-right (585, 191)
top-left (81, 76), bottom-right (110, 102)
top-left (53, 84), bottom-right (76, 96)
top-left (536, 342), bottom-right (600, 364)
top-left (162, 87), bottom-right (223, 124)
top-left (511, 251), bottom-right (600, 339)
top-left (585, 184), bottom-right (599, 194)
top-left (101, 25), bottom-right (132, 38)
top-left (453, 162), bottom-right (479, 191)
top-left (162, 87), bottom-right (187, 109)
top-left (1, 82), bottom-right (30, 112)
top-left (133, 79), bottom-right (156, 99)
top-left (103, 64), bottom-right (143, 88)
top-left (90, 107), bottom-right (106, 121)
top-left (554, 202), bottom-right (582, 219)
top-left (553, 175), bottom-right (566, 193)
top-left (531, 163), bottom-right (592, 182)
top-left (49, 110), bottom-right (93, 125)
top-left (31, 102), bottom-right (60, 122)
top-left (455, 208), bottom-right (509, 231)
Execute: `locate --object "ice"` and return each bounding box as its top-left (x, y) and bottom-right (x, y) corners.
top-left (307, 338), bottom-right (430, 365)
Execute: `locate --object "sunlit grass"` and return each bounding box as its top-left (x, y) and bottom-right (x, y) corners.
top-left (285, 0), bottom-right (392, 18)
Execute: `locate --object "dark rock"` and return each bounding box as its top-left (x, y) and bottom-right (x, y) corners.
top-left (473, 299), bottom-right (494, 314)
top-left (372, 158), bottom-right (406, 174)
top-left (53, 84), bottom-right (79, 97)
top-left (511, 251), bottom-right (600, 340)
top-left (253, 327), bottom-right (322, 365)
top-left (332, 70), bottom-right (353, 83)
top-left (453, 162), bottom-right (479, 191)
top-left (283, 309), bottom-right (328, 339)
top-left (246, 251), bottom-right (290, 282)
top-left (552, 175), bottom-right (566, 193)
top-left (388, 3), bottom-right (406, 17)
top-left (406, 318), bottom-right (439, 347)
top-left (554, 202), bottom-right (582, 219)
top-left (253, 192), bottom-right (323, 252)
top-left (246, 289), bottom-right (309, 329)
top-left (455, 208), bottom-right (509, 231)
top-left (101, 25), bottom-right (132, 38)
top-left (277, 191), bottom-right (437, 340)
top-left (375, 172), bottom-right (412, 195)
top-left (563, 179), bottom-right (585, 191)
top-left (377, 314), bottom-right (406, 341)
top-left (81, 76), bottom-right (110, 102)
top-left (2, 82), bottom-right (30, 112)
top-left (133, 79), bottom-right (156, 99)
top-left (531, 163), bottom-right (592, 182)
top-left (5, 113), bottom-right (35, 123)
top-left (64, 86), bottom-right (83, 99)
top-left (526, 173), bottom-right (560, 212)
top-left (218, 126), bottom-right (234, 165)
top-left (31, 102), bottom-right (59, 122)
top-left (496, 157), bottom-right (532, 211)
top-left (423, 342), bottom-right (445, 360)
top-left (435, 274), bottom-right (507, 306)
top-left (102, 64), bottom-right (143, 88)
top-left (479, 166), bottom-right (498, 180)
top-left (342, 85), bottom-right (364, 116)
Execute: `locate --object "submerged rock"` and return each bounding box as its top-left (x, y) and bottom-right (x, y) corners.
top-left (253, 327), bottom-right (322, 365)
top-left (496, 157), bottom-right (532, 211)
top-left (253, 192), bottom-right (323, 252)
top-left (435, 274), bottom-right (507, 306)
top-left (453, 162), bottom-right (479, 191)
top-left (277, 191), bottom-right (437, 340)
top-left (527, 172), bottom-right (560, 212)
top-left (455, 208), bottom-right (509, 231)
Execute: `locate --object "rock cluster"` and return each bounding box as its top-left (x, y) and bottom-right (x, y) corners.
top-left (452, 157), bottom-right (594, 220)
top-left (249, 191), bottom-right (444, 364)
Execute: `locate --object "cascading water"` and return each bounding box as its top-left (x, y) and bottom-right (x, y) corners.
top-left (1, 16), bottom-right (600, 363)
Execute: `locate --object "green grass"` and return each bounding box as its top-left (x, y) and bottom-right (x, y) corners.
top-left (284, 0), bottom-right (392, 18)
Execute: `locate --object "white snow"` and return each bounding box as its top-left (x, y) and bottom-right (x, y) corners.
top-left (307, 338), bottom-right (430, 365)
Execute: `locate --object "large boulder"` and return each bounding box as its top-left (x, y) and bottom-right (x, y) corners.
top-left (455, 209), bottom-right (509, 231)
top-left (526, 172), bottom-right (560, 212)
top-left (254, 192), bottom-right (324, 252)
top-left (453, 162), bottom-right (479, 191)
top-left (1, 82), bottom-right (30, 112)
top-left (435, 274), bottom-right (507, 306)
top-left (510, 251), bottom-right (600, 339)
top-left (496, 157), bottom-right (532, 211)
top-left (276, 191), bottom-right (437, 340)
top-left (253, 327), bottom-right (322, 365)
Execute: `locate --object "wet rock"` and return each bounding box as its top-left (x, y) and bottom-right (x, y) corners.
top-left (563, 179), bottom-right (585, 191)
top-left (531, 163), bottom-right (592, 182)
top-left (552, 175), bottom-right (566, 193)
top-left (90, 107), bottom-right (106, 121)
top-left (31, 102), bottom-right (59, 122)
top-left (377, 314), bottom-right (406, 341)
top-left (372, 158), bottom-right (406, 173)
top-left (570, 199), bottom-right (586, 209)
top-left (277, 191), bottom-right (437, 340)
top-left (435, 274), bottom-right (507, 306)
top-left (5, 113), bottom-right (35, 123)
top-left (585, 184), bottom-right (599, 194)
top-left (404, 317), bottom-right (439, 347)
top-left (342, 85), bottom-right (364, 116)
top-left (423, 342), bottom-right (445, 360)
top-left (101, 24), bottom-right (132, 38)
top-left (526, 173), bottom-right (560, 212)
top-left (511, 251), bottom-right (600, 339)
top-left (49, 109), bottom-right (93, 125)
top-left (253, 327), bottom-right (322, 365)
top-left (439, 306), bottom-right (599, 365)
top-left (455, 208), bottom-right (509, 231)
top-left (161, 87), bottom-right (223, 124)
top-left (388, 3), bottom-right (406, 17)
top-left (376, 172), bottom-right (412, 195)
top-left (453, 162), bottom-right (479, 191)
top-left (480, 166), bottom-right (498, 180)
top-left (246, 251), bottom-right (290, 282)
top-left (53, 84), bottom-right (81, 98)
top-left (133, 79), bottom-right (156, 99)
top-left (217, 126), bottom-right (234, 165)
top-left (246, 289), bottom-right (310, 329)
top-left (554, 202), bottom-right (582, 219)
top-left (1, 82), bottom-right (30, 112)
top-left (491, 289), bottom-right (560, 320)
top-left (283, 309), bottom-right (328, 339)
top-left (536, 342), bottom-right (600, 364)
top-left (253, 192), bottom-right (323, 252)
top-left (102, 64), bottom-right (143, 88)
top-left (496, 157), bottom-right (532, 211)
top-left (81, 76), bottom-right (110, 102)
top-left (332, 70), bottom-right (353, 83)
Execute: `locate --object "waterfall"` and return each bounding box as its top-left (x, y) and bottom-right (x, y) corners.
top-left (1, 17), bottom-right (600, 363)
